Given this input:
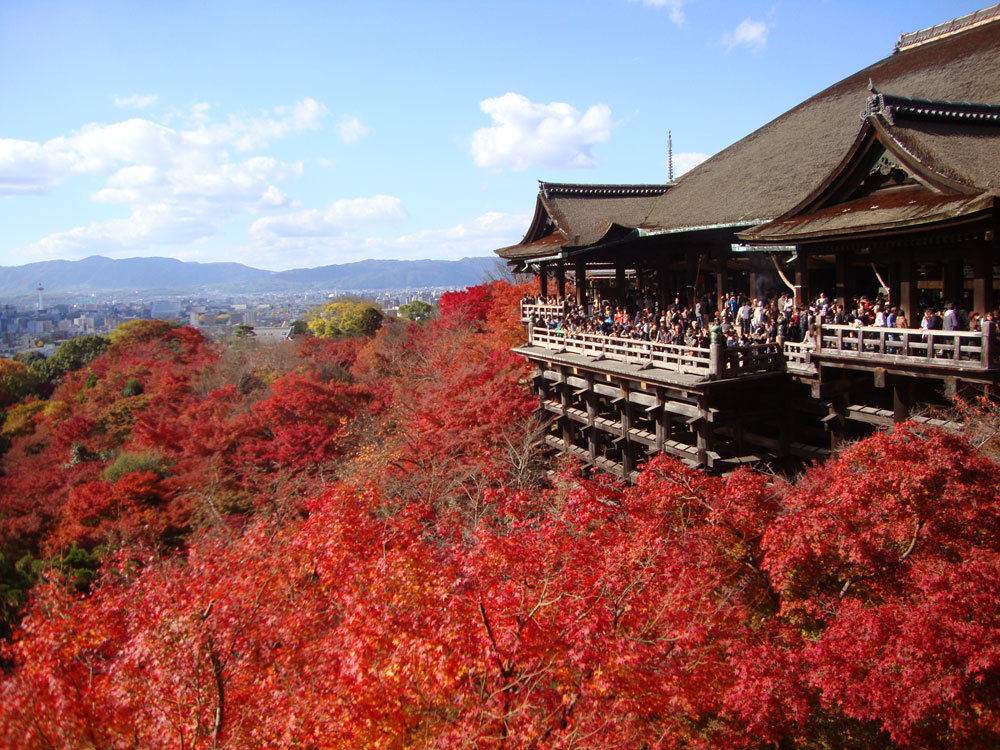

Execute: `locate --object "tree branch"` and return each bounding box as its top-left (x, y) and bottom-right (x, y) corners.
top-left (479, 601), bottom-right (511, 678)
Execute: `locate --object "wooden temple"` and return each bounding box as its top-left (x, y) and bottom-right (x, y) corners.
top-left (495, 7), bottom-right (1000, 479)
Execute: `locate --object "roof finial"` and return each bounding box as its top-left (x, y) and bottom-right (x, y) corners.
top-left (667, 130), bottom-right (674, 182)
top-left (868, 78), bottom-right (878, 94)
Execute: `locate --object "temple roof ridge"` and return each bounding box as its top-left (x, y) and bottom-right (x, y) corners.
top-left (864, 87), bottom-right (1000, 125)
top-left (894, 3), bottom-right (1000, 53)
top-left (538, 182), bottom-right (672, 198)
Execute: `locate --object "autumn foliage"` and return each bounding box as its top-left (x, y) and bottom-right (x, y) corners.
top-left (1, 284), bottom-right (1000, 748)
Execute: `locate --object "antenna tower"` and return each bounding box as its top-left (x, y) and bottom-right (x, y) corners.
top-left (36, 282), bottom-right (44, 312)
top-left (667, 131), bottom-right (674, 182)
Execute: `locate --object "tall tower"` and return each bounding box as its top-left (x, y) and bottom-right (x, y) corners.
top-left (36, 282), bottom-right (44, 312)
top-left (667, 131), bottom-right (674, 182)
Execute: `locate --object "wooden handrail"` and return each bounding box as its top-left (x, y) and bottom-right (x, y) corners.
top-left (527, 327), bottom-right (783, 377)
top-left (816, 323), bottom-right (996, 368)
top-left (523, 315), bottom-right (999, 377)
top-left (521, 301), bottom-right (570, 321)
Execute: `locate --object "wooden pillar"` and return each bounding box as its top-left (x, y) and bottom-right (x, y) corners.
top-left (559, 368), bottom-right (573, 453)
top-left (555, 263), bottom-right (566, 298)
top-left (539, 263), bottom-right (549, 298)
top-left (575, 260), bottom-right (588, 310)
top-left (888, 261), bottom-right (901, 311)
top-left (615, 262), bottom-right (627, 304)
top-left (892, 378), bottom-right (913, 424)
top-left (827, 397), bottom-right (846, 451)
top-left (715, 256), bottom-right (726, 313)
top-left (620, 386), bottom-right (634, 479)
top-left (777, 412), bottom-right (791, 459)
top-left (658, 263), bottom-right (670, 312)
top-left (835, 253), bottom-right (851, 308)
top-left (585, 375), bottom-right (598, 460)
top-left (685, 248), bottom-right (698, 305)
top-left (695, 398), bottom-right (713, 470)
top-left (709, 338), bottom-right (725, 379)
top-left (943, 257), bottom-right (963, 306)
top-left (973, 242), bottom-right (993, 315)
top-left (899, 257), bottom-right (919, 324)
top-left (794, 249), bottom-right (810, 307)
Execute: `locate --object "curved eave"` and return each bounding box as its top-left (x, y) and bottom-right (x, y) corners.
top-left (739, 192), bottom-right (995, 246)
top-left (494, 232), bottom-right (568, 261)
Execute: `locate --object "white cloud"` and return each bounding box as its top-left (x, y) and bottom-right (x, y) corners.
top-left (251, 195), bottom-right (406, 239)
top-left (1, 98), bottom-right (325, 258)
top-left (185, 97), bottom-right (328, 152)
top-left (244, 210), bottom-right (530, 269)
top-left (672, 151), bottom-right (710, 177)
top-left (394, 211), bottom-right (528, 251)
top-left (470, 93), bottom-right (614, 171)
top-left (0, 138), bottom-right (79, 195)
top-left (722, 18), bottom-right (770, 51)
top-left (337, 115), bottom-right (370, 144)
top-left (631, 0), bottom-right (685, 25)
top-left (113, 93), bottom-right (158, 109)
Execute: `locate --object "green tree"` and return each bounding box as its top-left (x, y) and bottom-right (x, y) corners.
top-left (398, 300), bottom-right (435, 323)
top-left (0, 359), bottom-right (40, 406)
top-left (308, 299), bottom-right (384, 338)
top-left (13, 351), bottom-right (45, 367)
top-left (30, 335), bottom-right (109, 382)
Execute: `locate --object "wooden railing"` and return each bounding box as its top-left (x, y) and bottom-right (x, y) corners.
top-left (527, 327), bottom-right (783, 378)
top-left (782, 340), bottom-right (815, 367)
top-left (818, 323), bottom-right (997, 370)
top-left (521, 301), bottom-right (570, 322)
top-left (525, 321), bottom-right (999, 379)
top-left (723, 341), bottom-right (784, 376)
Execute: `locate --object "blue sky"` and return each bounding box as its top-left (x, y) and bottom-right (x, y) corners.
top-left (0, 0), bottom-right (988, 270)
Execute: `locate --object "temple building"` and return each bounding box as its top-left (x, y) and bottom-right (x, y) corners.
top-left (496, 6), bottom-right (1000, 479)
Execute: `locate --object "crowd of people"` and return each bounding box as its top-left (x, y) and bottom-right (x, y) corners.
top-left (524, 289), bottom-right (996, 351)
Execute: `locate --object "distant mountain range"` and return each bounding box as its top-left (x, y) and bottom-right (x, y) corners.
top-left (0, 255), bottom-right (501, 296)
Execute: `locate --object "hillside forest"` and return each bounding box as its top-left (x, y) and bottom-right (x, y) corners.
top-left (1, 281), bottom-right (1000, 748)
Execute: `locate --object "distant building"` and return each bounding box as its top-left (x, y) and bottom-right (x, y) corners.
top-left (253, 326), bottom-right (293, 343)
top-left (149, 300), bottom-right (182, 319)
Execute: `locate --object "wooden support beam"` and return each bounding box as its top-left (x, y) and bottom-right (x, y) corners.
top-left (658, 263), bottom-right (670, 312)
top-left (827, 396), bottom-right (847, 450)
top-left (794, 249), bottom-right (810, 307)
top-left (685, 248), bottom-right (698, 305)
top-left (899, 257), bottom-right (919, 324)
top-left (892, 379), bottom-right (913, 424)
top-left (696, 395), bottom-right (713, 468)
top-left (559, 367), bottom-right (573, 453)
top-left (715, 256), bottom-right (726, 315)
top-left (835, 253), bottom-right (851, 309)
top-left (575, 259), bottom-right (588, 310)
top-left (555, 263), bottom-right (566, 298)
top-left (845, 404), bottom-right (895, 428)
top-left (620, 382), bottom-right (634, 477)
top-left (943, 258), bottom-right (963, 306)
top-left (585, 374), bottom-right (598, 459)
top-left (973, 242), bottom-right (993, 316)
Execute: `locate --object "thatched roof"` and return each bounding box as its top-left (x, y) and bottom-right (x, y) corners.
top-left (639, 18), bottom-right (1000, 233)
